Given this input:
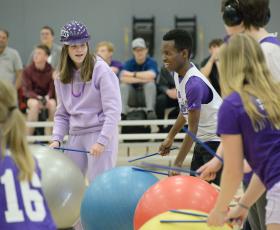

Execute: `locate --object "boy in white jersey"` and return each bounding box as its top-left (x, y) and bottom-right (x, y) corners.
top-left (159, 29), bottom-right (223, 185)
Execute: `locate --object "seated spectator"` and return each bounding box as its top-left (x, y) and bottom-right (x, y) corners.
top-left (200, 38), bottom-right (223, 95)
top-left (28, 26), bottom-right (61, 69)
top-left (156, 67), bottom-right (179, 132)
top-left (22, 45), bottom-right (56, 135)
top-left (96, 41), bottom-right (123, 76)
top-left (120, 38), bottom-right (158, 120)
top-left (0, 29), bottom-right (23, 89)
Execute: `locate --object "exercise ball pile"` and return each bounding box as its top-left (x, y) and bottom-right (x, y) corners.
top-left (140, 209), bottom-right (232, 230)
top-left (134, 175), bottom-right (220, 230)
top-left (30, 144), bottom-right (86, 228)
top-left (80, 166), bottom-right (159, 230)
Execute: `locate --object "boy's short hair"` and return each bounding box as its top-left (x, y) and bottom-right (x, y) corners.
top-left (0, 29), bottom-right (9, 38)
top-left (41, 26), bottom-right (54, 36)
top-left (36, 44), bottom-right (51, 56)
top-left (96, 41), bottom-right (115, 52)
top-left (209, 39), bottom-right (223, 48)
top-left (163, 29), bottom-right (193, 58)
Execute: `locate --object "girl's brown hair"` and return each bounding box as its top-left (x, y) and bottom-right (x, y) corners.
top-left (59, 43), bottom-right (95, 84)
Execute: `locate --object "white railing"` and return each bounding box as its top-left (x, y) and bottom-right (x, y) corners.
top-left (26, 119), bottom-right (177, 127)
top-left (26, 119), bottom-right (187, 142)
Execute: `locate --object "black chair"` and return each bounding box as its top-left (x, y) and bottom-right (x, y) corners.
top-left (175, 15), bottom-right (197, 58)
top-left (132, 16), bottom-right (155, 57)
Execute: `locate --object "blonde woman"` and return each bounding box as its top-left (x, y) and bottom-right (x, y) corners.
top-left (207, 34), bottom-right (280, 230)
top-left (0, 80), bottom-right (56, 229)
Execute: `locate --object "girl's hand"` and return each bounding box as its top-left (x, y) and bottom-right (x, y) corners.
top-left (49, 141), bottom-right (60, 148)
top-left (207, 208), bottom-right (228, 226)
top-left (197, 157), bottom-right (222, 181)
top-left (226, 204), bottom-right (248, 227)
top-left (90, 143), bottom-right (105, 156)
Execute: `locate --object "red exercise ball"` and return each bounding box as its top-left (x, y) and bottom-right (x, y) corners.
top-left (134, 175), bottom-right (219, 230)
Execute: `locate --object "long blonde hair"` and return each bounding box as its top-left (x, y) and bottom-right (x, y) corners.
top-left (0, 80), bottom-right (35, 181)
top-left (59, 43), bottom-right (95, 84)
top-left (219, 33), bottom-right (280, 131)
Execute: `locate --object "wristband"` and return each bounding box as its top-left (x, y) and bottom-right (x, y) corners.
top-left (238, 202), bottom-right (249, 210)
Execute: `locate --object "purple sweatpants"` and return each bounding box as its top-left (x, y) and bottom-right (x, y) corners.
top-left (63, 128), bottom-right (118, 183)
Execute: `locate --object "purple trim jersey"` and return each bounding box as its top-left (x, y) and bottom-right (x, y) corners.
top-left (174, 63), bottom-right (222, 142)
top-left (0, 153), bottom-right (56, 230)
top-left (259, 36), bottom-right (280, 46)
top-left (217, 92), bottom-right (280, 189)
top-left (178, 75), bottom-right (213, 111)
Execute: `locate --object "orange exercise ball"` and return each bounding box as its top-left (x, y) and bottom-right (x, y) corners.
top-left (134, 175), bottom-right (219, 230)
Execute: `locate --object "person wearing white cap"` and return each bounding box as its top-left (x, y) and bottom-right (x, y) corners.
top-left (120, 37), bottom-right (158, 120)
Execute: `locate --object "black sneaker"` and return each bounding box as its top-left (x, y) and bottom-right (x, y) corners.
top-left (147, 111), bottom-right (157, 120)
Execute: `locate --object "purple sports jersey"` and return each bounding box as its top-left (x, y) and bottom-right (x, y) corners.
top-left (217, 92), bottom-right (280, 189)
top-left (0, 153), bottom-right (56, 230)
top-left (178, 75), bottom-right (213, 111)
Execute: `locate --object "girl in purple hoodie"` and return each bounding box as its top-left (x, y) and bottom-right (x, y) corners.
top-left (49, 21), bottom-right (121, 183)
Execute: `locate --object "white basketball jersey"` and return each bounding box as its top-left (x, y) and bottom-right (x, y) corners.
top-left (174, 63), bottom-right (222, 142)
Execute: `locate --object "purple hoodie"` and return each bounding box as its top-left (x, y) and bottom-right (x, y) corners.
top-left (52, 57), bottom-right (121, 146)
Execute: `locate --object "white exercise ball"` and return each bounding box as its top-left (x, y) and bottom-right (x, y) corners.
top-left (30, 144), bottom-right (86, 228)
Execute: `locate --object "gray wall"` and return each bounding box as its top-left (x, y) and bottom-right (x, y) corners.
top-left (1, 0), bottom-right (280, 66)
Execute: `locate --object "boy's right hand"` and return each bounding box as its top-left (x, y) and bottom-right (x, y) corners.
top-left (49, 141), bottom-right (60, 149)
top-left (197, 157), bottom-right (222, 181)
top-left (159, 137), bottom-right (174, 156)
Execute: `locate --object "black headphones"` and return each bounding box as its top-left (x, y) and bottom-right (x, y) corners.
top-left (223, 0), bottom-right (243, 26)
top-left (223, 0), bottom-right (271, 27)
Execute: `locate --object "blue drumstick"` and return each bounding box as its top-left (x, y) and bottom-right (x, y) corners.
top-left (132, 167), bottom-right (169, 176)
top-left (38, 142), bottom-right (90, 154)
top-left (160, 218), bottom-right (236, 225)
top-left (169, 210), bottom-right (208, 218)
top-left (53, 146), bottom-right (90, 154)
top-left (141, 162), bottom-right (200, 176)
top-left (128, 146), bottom-right (178, 163)
top-left (182, 127), bottom-right (223, 163)
top-left (160, 220), bottom-right (207, 223)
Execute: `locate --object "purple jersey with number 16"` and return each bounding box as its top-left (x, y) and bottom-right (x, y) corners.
top-left (0, 151), bottom-right (56, 230)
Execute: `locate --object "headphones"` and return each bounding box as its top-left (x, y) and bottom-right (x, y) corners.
top-left (223, 0), bottom-right (243, 26)
top-left (223, 0), bottom-right (271, 27)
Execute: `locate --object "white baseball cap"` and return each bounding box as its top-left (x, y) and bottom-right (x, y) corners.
top-left (132, 38), bottom-right (146, 49)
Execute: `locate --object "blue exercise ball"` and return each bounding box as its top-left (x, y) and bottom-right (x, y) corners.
top-left (80, 166), bottom-right (159, 230)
